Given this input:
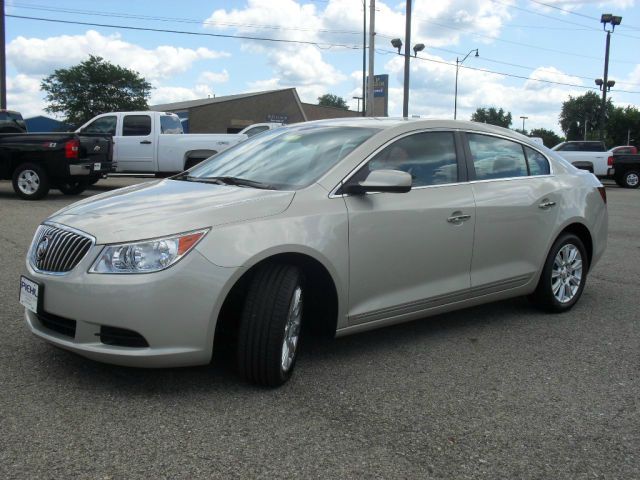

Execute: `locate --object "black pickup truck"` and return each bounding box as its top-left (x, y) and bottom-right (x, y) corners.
top-left (608, 154), bottom-right (640, 189)
top-left (0, 132), bottom-right (114, 199)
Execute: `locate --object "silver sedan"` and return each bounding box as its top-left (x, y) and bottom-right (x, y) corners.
top-left (20, 119), bottom-right (608, 386)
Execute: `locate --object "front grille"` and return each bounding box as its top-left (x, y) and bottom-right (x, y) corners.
top-left (99, 326), bottom-right (149, 348)
top-left (37, 311), bottom-right (76, 338)
top-left (30, 224), bottom-right (93, 273)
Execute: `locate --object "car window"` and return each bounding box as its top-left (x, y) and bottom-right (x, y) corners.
top-left (468, 134), bottom-right (528, 180)
top-left (83, 116), bottom-right (117, 135)
top-left (160, 115), bottom-right (183, 134)
top-left (245, 126), bottom-right (270, 137)
top-left (122, 115), bottom-right (151, 136)
top-left (358, 131), bottom-right (458, 187)
top-left (525, 147), bottom-right (551, 176)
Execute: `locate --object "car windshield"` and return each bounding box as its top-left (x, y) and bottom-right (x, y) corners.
top-left (185, 125), bottom-right (379, 190)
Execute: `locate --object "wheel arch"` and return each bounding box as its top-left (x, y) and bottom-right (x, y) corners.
top-left (213, 251), bottom-right (340, 357)
top-left (182, 149), bottom-right (217, 169)
top-left (556, 222), bottom-right (593, 270)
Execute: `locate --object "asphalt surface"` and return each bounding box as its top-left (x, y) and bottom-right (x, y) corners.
top-left (0, 178), bottom-right (638, 479)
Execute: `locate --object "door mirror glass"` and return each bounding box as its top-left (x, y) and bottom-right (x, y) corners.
top-left (344, 169), bottom-right (412, 194)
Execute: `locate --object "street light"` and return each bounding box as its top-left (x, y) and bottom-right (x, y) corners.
top-left (520, 116), bottom-right (529, 132)
top-left (454, 48), bottom-right (479, 120)
top-left (353, 96), bottom-right (363, 113)
top-left (388, 36), bottom-right (426, 117)
top-left (598, 13), bottom-right (622, 140)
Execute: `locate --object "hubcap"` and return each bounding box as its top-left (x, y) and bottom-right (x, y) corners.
top-left (551, 244), bottom-right (583, 303)
top-left (17, 170), bottom-right (40, 195)
top-left (626, 172), bottom-right (639, 187)
top-left (281, 286), bottom-right (303, 373)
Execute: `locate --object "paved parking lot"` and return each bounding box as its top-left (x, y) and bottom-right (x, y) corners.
top-left (0, 177), bottom-right (638, 479)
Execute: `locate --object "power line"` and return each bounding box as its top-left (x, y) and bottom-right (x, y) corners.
top-left (7, 13), bottom-right (640, 95)
top-left (526, 0), bottom-right (640, 31)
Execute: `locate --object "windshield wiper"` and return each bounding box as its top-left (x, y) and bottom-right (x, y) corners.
top-left (185, 175), bottom-right (275, 190)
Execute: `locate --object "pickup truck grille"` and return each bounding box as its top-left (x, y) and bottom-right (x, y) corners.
top-left (30, 224), bottom-right (94, 274)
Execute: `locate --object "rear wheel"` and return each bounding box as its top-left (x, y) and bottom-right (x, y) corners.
top-left (620, 170), bottom-right (640, 189)
top-left (58, 180), bottom-right (89, 195)
top-left (530, 233), bottom-right (588, 312)
top-left (237, 263), bottom-right (304, 387)
top-left (12, 163), bottom-right (50, 200)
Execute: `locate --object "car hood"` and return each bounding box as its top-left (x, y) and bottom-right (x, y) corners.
top-left (49, 179), bottom-right (295, 244)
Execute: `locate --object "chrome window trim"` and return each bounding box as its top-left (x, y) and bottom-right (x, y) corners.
top-left (28, 222), bottom-right (96, 276)
top-left (329, 128), bottom-right (555, 198)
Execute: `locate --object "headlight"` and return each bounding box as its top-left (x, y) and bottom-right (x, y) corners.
top-left (89, 229), bottom-right (209, 274)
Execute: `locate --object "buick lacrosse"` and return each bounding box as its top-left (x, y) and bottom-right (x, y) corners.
top-left (21, 118), bottom-right (608, 386)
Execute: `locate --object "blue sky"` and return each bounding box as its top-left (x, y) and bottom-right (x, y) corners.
top-left (5, 0), bottom-right (640, 134)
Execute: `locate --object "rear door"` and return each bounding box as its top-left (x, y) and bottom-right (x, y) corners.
top-left (114, 114), bottom-right (155, 172)
top-left (344, 130), bottom-right (476, 325)
top-left (465, 133), bottom-right (560, 293)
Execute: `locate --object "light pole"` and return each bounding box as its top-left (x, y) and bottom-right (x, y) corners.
top-left (520, 116), bottom-right (528, 132)
top-left (353, 96), bottom-right (363, 113)
top-left (454, 49), bottom-right (478, 120)
top-left (598, 13), bottom-right (622, 140)
top-left (390, 36), bottom-right (425, 118)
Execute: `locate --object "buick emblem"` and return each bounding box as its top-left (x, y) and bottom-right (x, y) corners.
top-left (36, 236), bottom-right (50, 260)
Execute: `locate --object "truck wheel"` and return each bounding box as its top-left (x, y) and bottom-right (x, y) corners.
top-left (58, 180), bottom-right (89, 195)
top-left (237, 263), bottom-right (304, 387)
top-left (12, 163), bottom-right (50, 200)
top-left (621, 171), bottom-right (640, 189)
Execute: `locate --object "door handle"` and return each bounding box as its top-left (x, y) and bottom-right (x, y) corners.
top-left (447, 214), bottom-right (471, 224)
top-left (140, 140), bottom-right (152, 144)
top-left (538, 200), bottom-right (556, 209)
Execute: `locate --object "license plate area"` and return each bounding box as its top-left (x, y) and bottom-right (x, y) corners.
top-left (19, 276), bottom-right (43, 314)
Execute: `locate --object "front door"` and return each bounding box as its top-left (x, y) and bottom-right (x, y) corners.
top-left (115, 114), bottom-right (154, 172)
top-left (343, 131), bottom-right (475, 326)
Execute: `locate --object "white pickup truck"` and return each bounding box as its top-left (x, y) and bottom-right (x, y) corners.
top-left (77, 111), bottom-right (246, 173)
top-left (551, 141), bottom-right (611, 177)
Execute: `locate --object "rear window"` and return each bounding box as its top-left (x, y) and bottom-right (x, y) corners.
top-left (123, 115), bottom-right (151, 136)
top-left (160, 115), bottom-right (183, 134)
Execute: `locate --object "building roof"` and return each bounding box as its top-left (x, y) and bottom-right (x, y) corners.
top-left (150, 88), bottom-right (298, 112)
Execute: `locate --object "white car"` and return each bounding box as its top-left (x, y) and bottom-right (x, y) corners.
top-left (77, 111), bottom-right (247, 173)
top-left (21, 119), bottom-right (608, 386)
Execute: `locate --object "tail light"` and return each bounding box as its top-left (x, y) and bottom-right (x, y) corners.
top-left (607, 156), bottom-right (614, 166)
top-left (65, 139), bottom-right (80, 159)
top-left (597, 186), bottom-right (607, 204)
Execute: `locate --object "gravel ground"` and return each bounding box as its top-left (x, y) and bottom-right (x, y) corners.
top-left (0, 177), bottom-right (638, 479)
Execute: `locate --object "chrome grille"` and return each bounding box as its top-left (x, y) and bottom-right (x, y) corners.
top-left (30, 224), bottom-right (94, 273)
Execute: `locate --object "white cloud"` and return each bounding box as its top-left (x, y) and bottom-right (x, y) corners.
top-left (198, 70), bottom-right (230, 84)
top-left (150, 84), bottom-right (215, 106)
top-left (7, 30), bottom-right (229, 81)
top-left (6, 74), bottom-right (45, 118)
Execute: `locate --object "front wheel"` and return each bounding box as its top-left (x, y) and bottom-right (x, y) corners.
top-left (620, 170), bottom-right (640, 189)
top-left (530, 233), bottom-right (588, 312)
top-left (58, 180), bottom-right (89, 195)
top-left (237, 263), bottom-right (304, 387)
top-left (12, 163), bottom-right (50, 200)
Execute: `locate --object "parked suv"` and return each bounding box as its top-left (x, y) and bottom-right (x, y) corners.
top-left (21, 119), bottom-right (608, 386)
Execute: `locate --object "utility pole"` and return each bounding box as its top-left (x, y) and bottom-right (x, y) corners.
top-left (584, 116), bottom-right (588, 140)
top-left (366, 0), bottom-right (375, 117)
top-left (361, 0), bottom-right (366, 117)
top-left (402, 0), bottom-right (412, 118)
top-left (0, 0), bottom-right (6, 110)
top-left (520, 116), bottom-right (528, 132)
top-left (599, 30), bottom-right (611, 141)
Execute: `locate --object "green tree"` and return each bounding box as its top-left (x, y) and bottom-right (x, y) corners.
top-left (470, 107), bottom-right (512, 128)
top-left (605, 105), bottom-right (640, 147)
top-left (41, 55), bottom-right (152, 126)
top-left (559, 91), bottom-right (613, 141)
top-left (529, 128), bottom-right (563, 148)
top-left (317, 93), bottom-right (348, 110)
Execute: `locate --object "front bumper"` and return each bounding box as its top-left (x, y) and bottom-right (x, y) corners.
top-left (24, 246), bottom-right (238, 368)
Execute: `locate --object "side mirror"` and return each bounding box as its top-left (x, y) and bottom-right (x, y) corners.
top-left (344, 169), bottom-right (412, 194)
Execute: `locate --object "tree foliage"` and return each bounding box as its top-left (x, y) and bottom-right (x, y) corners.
top-left (529, 128), bottom-right (563, 148)
top-left (605, 105), bottom-right (640, 147)
top-left (559, 91), bottom-right (614, 141)
top-left (317, 93), bottom-right (348, 110)
top-left (470, 107), bottom-right (512, 128)
top-left (41, 55), bottom-right (152, 126)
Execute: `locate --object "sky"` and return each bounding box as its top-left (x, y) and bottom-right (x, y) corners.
top-left (4, 0), bottom-right (640, 134)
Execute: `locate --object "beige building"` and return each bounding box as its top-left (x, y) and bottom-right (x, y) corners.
top-left (151, 88), bottom-right (360, 133)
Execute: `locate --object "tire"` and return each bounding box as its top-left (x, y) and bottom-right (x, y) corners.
top-left (12, 163), bottom-right (50, 200)
top-left (58, 180), bottom-right (89, 195)
top-left (237, 263), bottom-right (304, 387)
top-left (620, 170), bottom-right (640, 189)
top-left (530, 233), bottom-right (588, 313)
